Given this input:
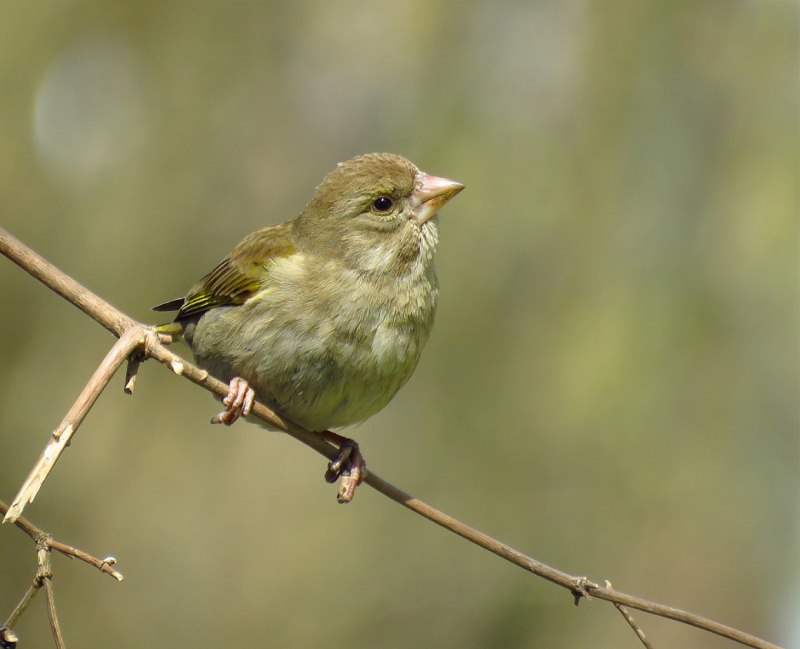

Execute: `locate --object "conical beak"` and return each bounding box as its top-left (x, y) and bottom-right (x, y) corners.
top-left (412, 172), bottom-right (465, 224)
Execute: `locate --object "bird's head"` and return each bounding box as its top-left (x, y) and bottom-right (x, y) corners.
top-left (297, 153), bottom-right (464, 276)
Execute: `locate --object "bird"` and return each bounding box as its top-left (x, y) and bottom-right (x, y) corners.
top-left (153, 152), bottom-right (464, 500)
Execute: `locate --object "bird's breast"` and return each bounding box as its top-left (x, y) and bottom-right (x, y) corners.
top-left (191, 253), bottom-right (438, 431)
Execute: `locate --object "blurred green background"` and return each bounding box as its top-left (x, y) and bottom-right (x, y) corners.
top-left (1, 2), bottom-right (797, 648)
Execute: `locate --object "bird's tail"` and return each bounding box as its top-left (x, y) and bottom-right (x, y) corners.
top-left (151, 297), bottom-right (186, 340)
top-left (155, 321), bottom-right (185, 340)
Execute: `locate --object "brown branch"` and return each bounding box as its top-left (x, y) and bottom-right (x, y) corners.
top-left (615, 602), bottom-right (654, 649)
top-left (3, 328), bottom-right (145, 523)
top-left (42, 576), bottom-right (65, 649)
top-left (0, 502), bottom-right (122, 649)
top-left (0, 226), bottom-right (134, 337)
top-left (0, 226), bottom-right (783, 649)
top-left (36, 546), bottom-right (66, 649)
top-left (3, 578), bottom-right (39, 633)
top-left (607, 580), bottom-right (655, 649)
top-left (1, 529), bottom-right (84, 649)
top-left (0, 500), bottom-right (124, 582)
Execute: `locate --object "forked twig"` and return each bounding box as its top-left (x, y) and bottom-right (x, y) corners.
top-left (0, 501), bottom-right (123, 648)
top-left (0, 499), bottom-right (124, 581)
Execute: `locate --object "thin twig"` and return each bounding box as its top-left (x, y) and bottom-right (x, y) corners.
top-left (3, 327), bottom-right (145, 523)
top-left (3, 580), bottom-right (41, 631)
top-left (0, 226), bottom-right (135, 337)
top-left (0, 226), bottom-right (783, 649)
top-left (37, 546), bottom-right (66, 649)
top-left (42, 578), bottom-right (65, 649)
top-left (607, 580), bottom-right (654, 649)
top-left (0, 504), bottom-right (121, 648)
top-left (48, 540), bottom-right (123, 581)
top-left (0, 500), bottom-right (124, 581)
top-left (615, 602), bottom-right (655, 649)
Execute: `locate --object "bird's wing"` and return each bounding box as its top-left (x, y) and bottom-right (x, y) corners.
top-left (152, 222), bottom-right (296, 320)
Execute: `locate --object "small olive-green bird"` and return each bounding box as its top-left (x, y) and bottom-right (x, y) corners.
top-left (154, 153), bottom-right (463, 492)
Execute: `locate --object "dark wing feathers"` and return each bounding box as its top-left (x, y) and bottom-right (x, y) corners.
top-left (175, 258), bottom-right (264, 319)
top-left (152, 222), bottom-right (297, 321)
top-left (152, 297), bottom-right (186, 312)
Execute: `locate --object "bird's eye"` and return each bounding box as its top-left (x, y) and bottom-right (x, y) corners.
top-left (372, 196), bottom-right (394, 212)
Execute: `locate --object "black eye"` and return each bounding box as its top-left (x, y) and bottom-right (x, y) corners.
top-left (372, 196), bottom-right (394, 212)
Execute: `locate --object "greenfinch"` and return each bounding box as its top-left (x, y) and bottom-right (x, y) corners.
top-left (154, 153), bottom-right (463, 496)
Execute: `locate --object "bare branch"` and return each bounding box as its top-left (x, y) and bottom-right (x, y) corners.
top-left (42, 576), bottom-right (65, 649)
top-left (3, 578), bottom-right (40, 633)
top-left (0, 225), bottom-right (134, 337)
top-left (0, 500), bottom-right (124, 582)
top-left (3, 327), bottom-right (145, 523)
top-left (0, 503), bottom-right (121, 649)
top-left (0, 226), bottom-right (783, 649)
top-left (39, 549), bottom-right (65, 649)
top-left (615, 602), bottom-right (654, 649)
top-left (35, 545), bottom-right (66, 649)
top-left (607, 580), bottom-right (654, 649)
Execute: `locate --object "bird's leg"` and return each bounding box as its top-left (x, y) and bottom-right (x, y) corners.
top-left (322, 431), bottom-right (367, 503)
top-left (210, 381), bottom-right (366, 501)
top-left (211, 377), bottom-right (256, 425)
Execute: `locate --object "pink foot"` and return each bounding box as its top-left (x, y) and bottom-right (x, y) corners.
top-left (211, 377), bottom-right (256, 425)
top-left (322, 431), bottom-right (367, 503)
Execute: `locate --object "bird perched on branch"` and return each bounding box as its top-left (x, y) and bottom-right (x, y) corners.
top-left (154, 152), bottom-right (464, 501)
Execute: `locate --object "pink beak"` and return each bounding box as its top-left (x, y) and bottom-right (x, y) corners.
top-left (412, 172), bottom-right (465, 224)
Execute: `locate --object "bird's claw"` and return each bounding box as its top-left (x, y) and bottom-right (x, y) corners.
top-left (211, 377), bottom-right (255, 425)
top-left (210, 382), bottom-right (366, 502)
top-left (322, 434), bottom-right (366, 503)
top-left (326, 445), bottom-right (353, 476)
